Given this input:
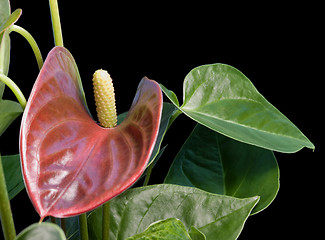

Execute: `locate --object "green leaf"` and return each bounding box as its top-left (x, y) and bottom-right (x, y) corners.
top-left (0, 0), bottom-right (10, 27)
top-left (159, 84), bottom-right (180, 107)
top-left (46, 216), bottom-right (81, 240)
top-left (15, 222), bottom-right (66, 240)
top-left (163, 63), bottom-right (314, 153)
top-left (189, 226), bottom-right (206, 240)
top-left (165, 124), bottom-right (279, 214)
top-left (126, 218), bottom-right (192, 240)
top-left (0, 99), bottom-right (23, 135)
top-left (1, 154), bottom-right (24, 199)
top-left (0, 0), bottom-right (11, 88)
top-left (0, 9), bottom-right (22, 34)
top-left (87, 184), bottom-right (259, 240)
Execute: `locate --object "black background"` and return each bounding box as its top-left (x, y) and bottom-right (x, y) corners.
top-left (1, 1), bottom-right (322, 239)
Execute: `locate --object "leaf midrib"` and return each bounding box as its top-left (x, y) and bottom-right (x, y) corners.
top-left (182, 108), bottom-right (308, 145)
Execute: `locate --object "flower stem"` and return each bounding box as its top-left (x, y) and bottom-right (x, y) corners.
top-left (49, 0), bottom-right (63, 47)
top-left (0, 155), bottom-right (16, 240)
top-left (78, 214), bottom-right (89, 240)
top-left (9, 25), bottom-right (43, 70)
top-left (92, 69), bottom-right (116, 240)
top-left (60, 218), bottom-right (66, 236)
top-left (102, 202), bottom-right (110, 240)
top-left (0, 73), bottom-right (26, 108)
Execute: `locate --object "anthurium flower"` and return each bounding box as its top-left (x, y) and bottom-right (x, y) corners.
top-left (19, 47), bottom-right (163, 219)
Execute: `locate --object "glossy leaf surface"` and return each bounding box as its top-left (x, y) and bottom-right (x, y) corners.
top-left (20, 47), bottom-right (163, 218)
top-left (165, 124), bottom-right (279, 214)
top-left (126, 218), bottom-right (192, 240)
top-left (15, 223), bottom-right (66, 240)
top-left (1, 154), bottom-right (24, 199)
top-left (87, 184), bottom-right (259, 240)
top-left (161, 64), bottom-right (314, 153)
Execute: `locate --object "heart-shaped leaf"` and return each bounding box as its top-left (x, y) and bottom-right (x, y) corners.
top-left (15, 222), bottom-right (66, 240)
top-left (164, 124), bottom-right (279, 214)
top-left (161, 63), bottom-right (314, 153)
top-left (87, 184), bottom-right (259, 240)
top-left (20, 47), bottom-right (163, 219)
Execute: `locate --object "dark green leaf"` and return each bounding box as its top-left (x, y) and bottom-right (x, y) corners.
top-left (126, 218), bottom-right (192, 240)
top-left (87, 184), bottom-right (259, 240)
top-left (1, 154), bottom-right (24, 199)
top-left (0, 99), bottom-right (23, 136)
top-left (165, 124), bottom-right (279, 214)
top-left (15, 222), bottom-right (66, 240)
top-left (163, 63), bottom-right (314, 153)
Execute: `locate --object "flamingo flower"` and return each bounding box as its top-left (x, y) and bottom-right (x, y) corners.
top-left (19, 47), bottom-right (163, 219)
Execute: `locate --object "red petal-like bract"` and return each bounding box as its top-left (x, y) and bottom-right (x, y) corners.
top-left (20, 47), bottom-right (162, 218)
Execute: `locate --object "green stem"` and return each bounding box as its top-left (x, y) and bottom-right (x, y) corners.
top-left (143, 163), bottom-right (154, 186)
top-left (49, 0), bottom-right (64, 47)
top-left (0, 155), bottom-right (16, 240)
top-left (0, 73), bottom-right (26, 108)
top-left (0, 30), bottom-right (10, 75)
top-left (60, 218), bottom-right (66, 236)
top-left (78, 213), bottom-right (89, 240)
top-left (102, 202), bottom-right (110, 240)
top-left (9, 25), bottom-right (43, 70)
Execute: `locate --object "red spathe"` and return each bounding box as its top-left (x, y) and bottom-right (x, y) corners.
top-left (20, 47), bottom-right (162, 219)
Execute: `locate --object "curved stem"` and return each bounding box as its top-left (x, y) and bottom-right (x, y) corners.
top-left (9, 25), bottom-right (43, 70)
top-left (0, 155), bottom-right (16, 240)
top-left (0, 73), bottom-right (26, 108)
top-left (49, 0), bottom-right (64, 47)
